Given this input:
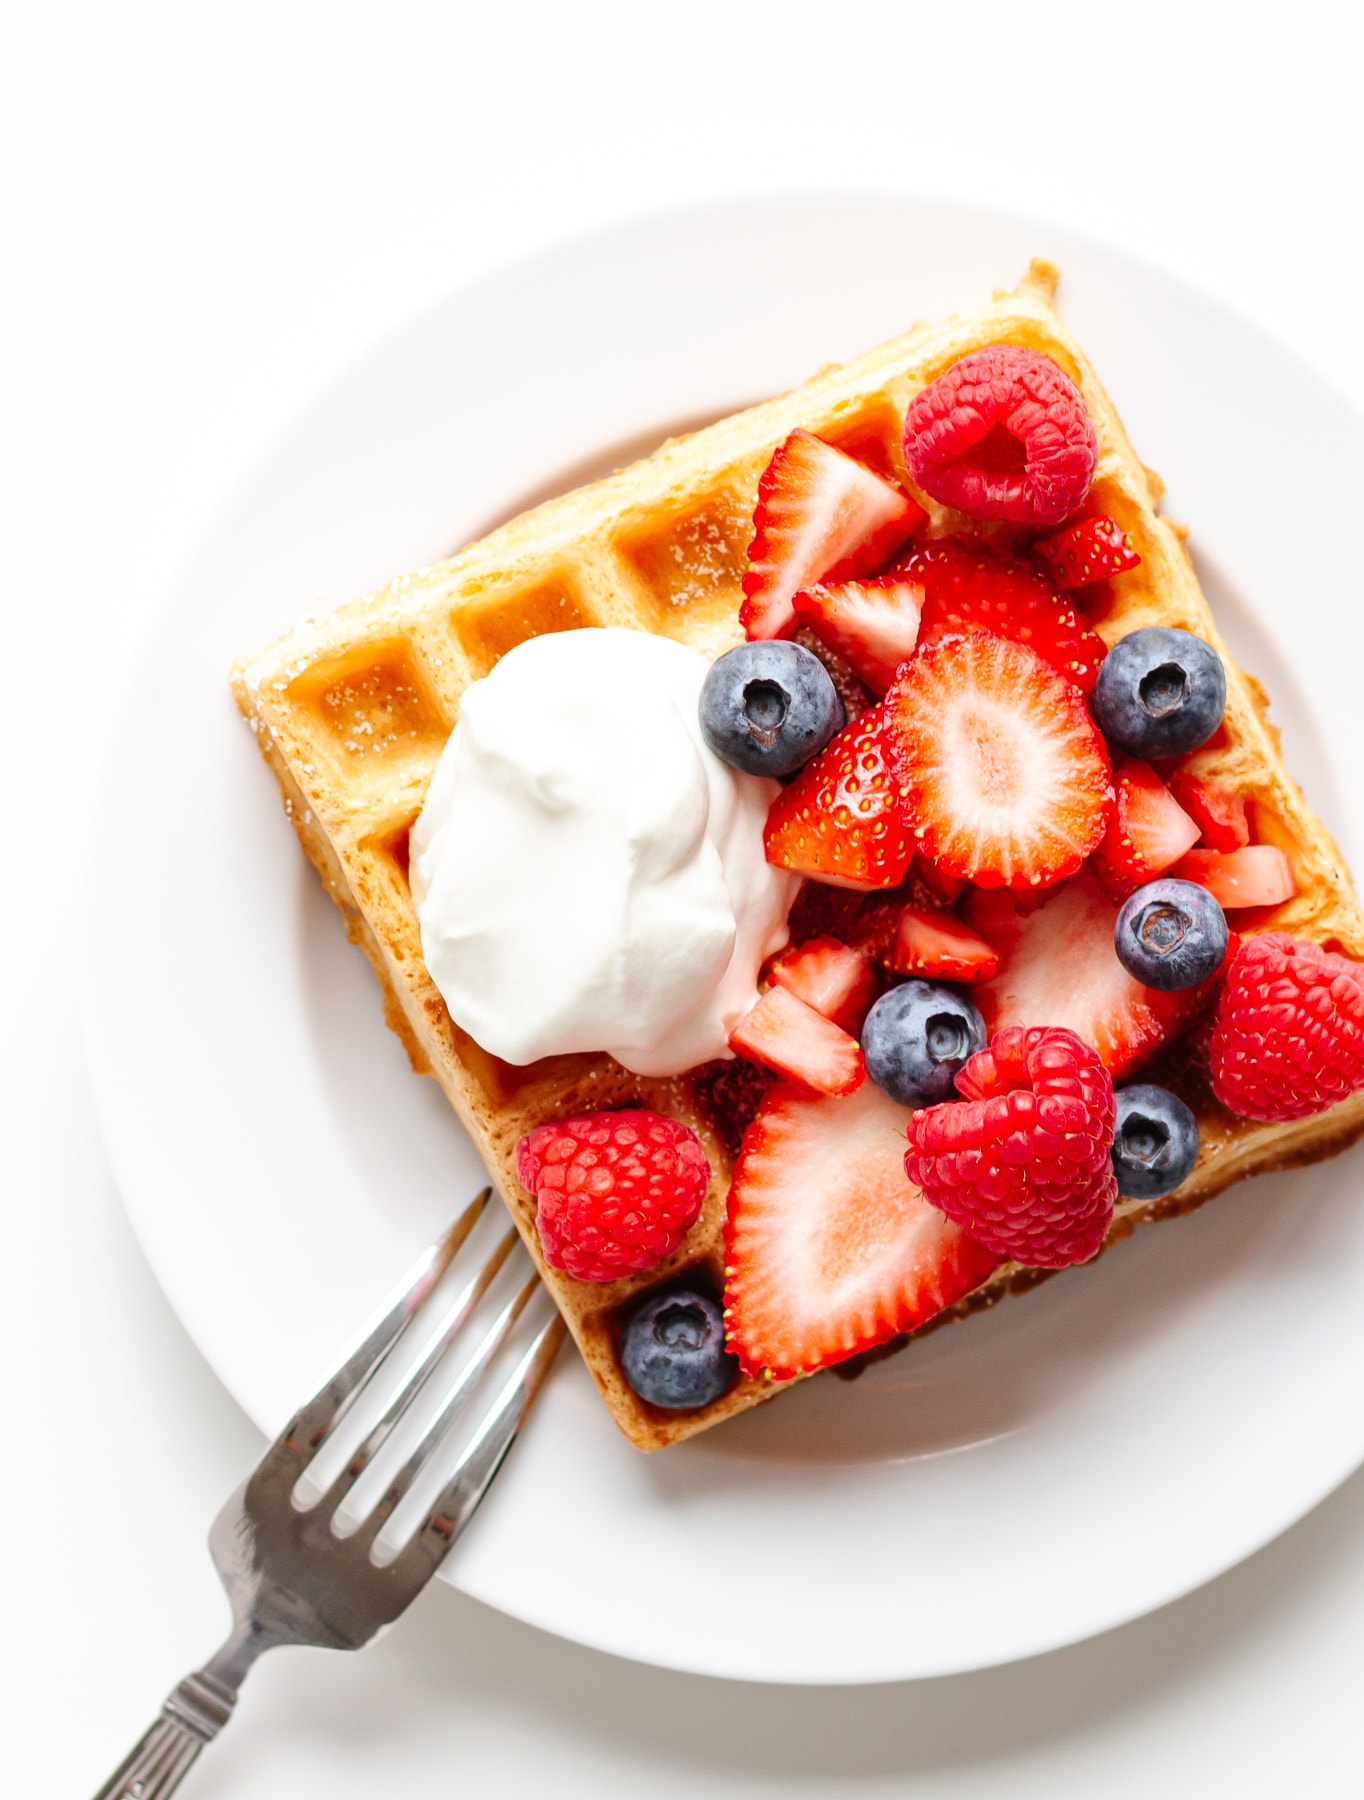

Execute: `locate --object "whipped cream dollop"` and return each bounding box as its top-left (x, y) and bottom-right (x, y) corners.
top-left (409, 628), bottom-right (799, 1077)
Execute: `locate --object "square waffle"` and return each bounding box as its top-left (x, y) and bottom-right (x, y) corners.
top-left (233, 261), bottom-right (1364, 1451)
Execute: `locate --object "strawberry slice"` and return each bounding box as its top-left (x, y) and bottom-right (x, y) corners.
top-left (891, 903), bottom-right (1000, 983)
top-left (1167, 772), bottom-right (1250, 853)
top-left (723, 1079), bottom-right (1002, 1378)
top-left (764, 705), bottom-right (913, 892)
top-left (1172, 845), bottom-right (1297, 910)
top-left (965, 869), bottom-right (1200, 1075)
top-left (1091, 757), bottom-right (1201, 899)
top-left (729, 984), bottom-right (865, 1096)
top-left (900, 535), bottom-right (1107, 694)
top-left (769, 936), bottom-right (877, 1033)
top-left (741, 431), bottom-right (924, 641)
top-left (883, 632), bottom-right (1113, 891)
top-left (791, 576), bottom-right (924, 693)
top-left (1033, 514), bottom-right (1142, 590)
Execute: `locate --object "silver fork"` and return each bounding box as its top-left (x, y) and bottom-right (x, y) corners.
top-left (94, 1189), bottom-right (564, 1800)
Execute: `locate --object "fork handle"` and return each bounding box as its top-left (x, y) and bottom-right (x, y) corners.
top-left (92, 1668), bottom-right (237, 1800)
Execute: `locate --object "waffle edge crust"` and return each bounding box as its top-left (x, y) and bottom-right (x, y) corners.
top-left (232, 261), bottom-right (1364, 1451)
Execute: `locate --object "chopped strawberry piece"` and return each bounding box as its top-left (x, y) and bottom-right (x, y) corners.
top-left (769, 936), bottom-right (877, 1033)
top-left (763, 705), bottom-right (913, 892)
top-left (1091, 757), bottom-right (1201, 899)
top-left (1167, 772), bottom-right (1250, 853)
top-left (723, 1080), bottom-right (1001, 1378)
top-left (899, 536), bottom-right (1107, 695)
top-left (882, 631), bottom-right (1113, 891)
top-left (729, 984), bottom-right (865, 1097)
top-left (1033, 514), bottom-right (1142, 590)
top-left (1172, 845), bottom-right (1297, 910)
top-left (965, 868), bottom-right (1202, 1075)
top-left (891, 904), bottom-right (1000, 984)
top-left (791, 576), bottom-right (923, 694)
top-left (913, 852), bottom-right (965, 905)
top-left (741, 431), bottom-right (924, 641)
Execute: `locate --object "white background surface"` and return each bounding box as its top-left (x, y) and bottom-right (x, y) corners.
top-left (9, 1), bottom-right (1364, 1792)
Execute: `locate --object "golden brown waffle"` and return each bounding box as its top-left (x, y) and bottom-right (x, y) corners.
top-left (233, 260), bottom-right (1364, 1451)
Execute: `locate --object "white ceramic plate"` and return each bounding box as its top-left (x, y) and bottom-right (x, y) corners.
top-left (84, 197), bottom-right (1364, 1684)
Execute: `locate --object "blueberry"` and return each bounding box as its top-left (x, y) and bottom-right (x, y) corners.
top-left (620, 1288), bottom-right (737, 1410)
top-left (1111, 1083), bottom-right (1200, 1199)
top-left (1115, 878), bottom-right (1227, 991)
top-left (862, 980), bottom-right (987, 1108)
top-left (1092, 626), bottom-right (1226, 758)
top-left (699, 641), bottom-right (844, 777)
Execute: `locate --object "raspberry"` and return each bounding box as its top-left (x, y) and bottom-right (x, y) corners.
top-left (514, 1110), bottom-right (711, 1283)
top-left (691, 1056), bottom-right (775, 1158)
top-left (1209, 933), bottom-right (1364, 1121)
top-left (903, 346), bottom-right (1098, 527)
top-left (904, 1026), bottom-right (1117, 1268)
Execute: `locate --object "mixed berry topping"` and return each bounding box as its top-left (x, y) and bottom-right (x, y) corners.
top-left (902, 345), bottom-right (1098, 526)
top-left (705, 375), bottom-right (1356, 1359)
top-left (517, 341), bottom-right (1364, 1401)
top-left (694, 382), bottom-right (1362, 1371)
top-left (905, 1026), bottom-right (1118, 1269)
top-left (514, 1110), bottom-right (710, 1283)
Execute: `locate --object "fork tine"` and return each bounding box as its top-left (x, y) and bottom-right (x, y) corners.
top-left (390, 1308), bottom-right (566, 1582)
top-left (307, 1227), bottom-right (521, 1515)
top-left (262, 1190), bottom-right (491, 1476)
top-left (347, 1270), bottom-right (546, 1553)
